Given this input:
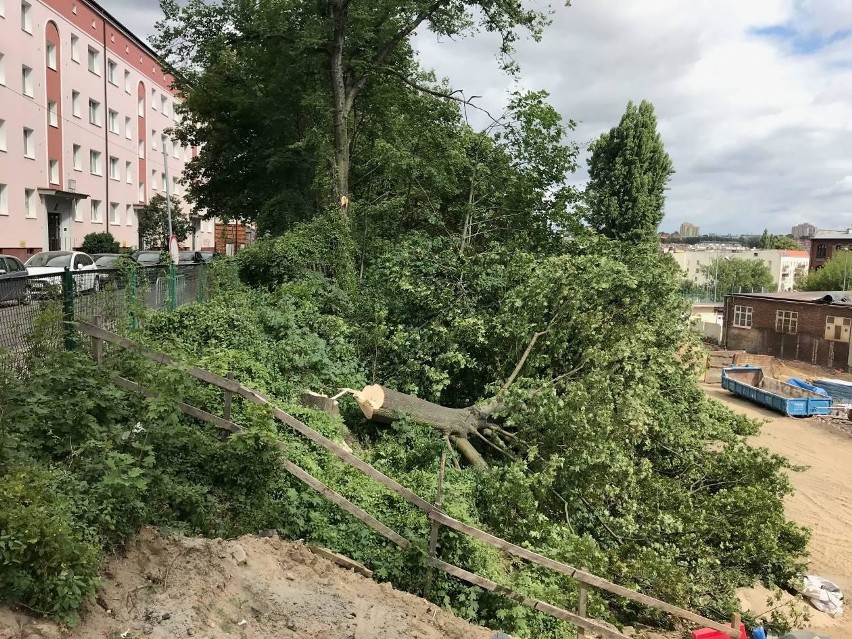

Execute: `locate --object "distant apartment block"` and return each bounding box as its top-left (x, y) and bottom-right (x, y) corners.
top-left (791, 223), bottom-right (816, 239)
top-left (0, 0), bottom-right (216, 260)
top-left (672, 248), bottom-right (809, 292)
top-left (679, 222), bottom-right (700, 238)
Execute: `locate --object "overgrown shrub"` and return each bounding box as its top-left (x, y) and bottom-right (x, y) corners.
top-left (80, 232), bottom-right (120, 254)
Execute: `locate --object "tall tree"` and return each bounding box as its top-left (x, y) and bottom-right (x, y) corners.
top-left (798, 252), bottom-right (852, 291)
top-left (137, 194), bottom-right (195, 249)
top-left (582, 100), bottom-right (674, 244)
top-left (699, 257), bottom-right (775, 299)
top-left (155, 0), bottom-right (559, 222)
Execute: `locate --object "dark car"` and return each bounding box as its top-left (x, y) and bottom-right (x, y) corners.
top-left (131, 250), bottom-right (166, 266)
top-left (179, 250), bottom-right (204, 264)
top-left (93, 253), bottom-right (132, 288)
top-left (0, 255), bottom-right (31, 305)
top-left (199, 251), bottom-right (219, 263)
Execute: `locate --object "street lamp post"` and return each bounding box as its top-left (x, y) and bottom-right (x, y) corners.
top-left (162, 134), bottom-right (173, 241)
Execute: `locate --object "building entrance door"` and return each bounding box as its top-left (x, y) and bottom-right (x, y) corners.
top-left (48, 212), bottom-right (61, 251)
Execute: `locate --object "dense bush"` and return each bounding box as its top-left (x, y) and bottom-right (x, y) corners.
top-left (80, 232), bottom-right (120, 254)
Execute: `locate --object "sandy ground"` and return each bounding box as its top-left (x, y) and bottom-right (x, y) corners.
top-left (0, 527), bottom-right (492, 639)
top-left (705, 384), bottom-right (852, 639)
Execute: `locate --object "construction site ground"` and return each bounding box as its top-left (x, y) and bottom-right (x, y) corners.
top-left (705, 383), bottom-right (852, 639)
top-left (0, 528), bottom-right (493, 639)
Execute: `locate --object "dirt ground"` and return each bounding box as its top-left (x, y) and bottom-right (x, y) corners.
top-left (0, 528), bottom-right (493, 639)
top-left (705, 384), bottom-right (852, 639)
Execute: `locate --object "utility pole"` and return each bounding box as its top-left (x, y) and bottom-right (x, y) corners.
top-left (162, 134), bottom-right (173, 241)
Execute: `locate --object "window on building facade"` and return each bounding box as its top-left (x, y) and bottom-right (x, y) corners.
top-left (151, 130), bottom-right (157, 150)
top-left (70, 35), bottom-right (79, 62)
top-left (138, 140), bottom-right (144, 159)
top-left (89, 149), bottom-right (102, 175)
top-left (47, 100), bottom-right (58, 127)
top-left (48, 158), bottom-right (59, 184)
top-left (108, 155), bottom-right (119, 180)
top-left (23, 127), bottom-right (34, 158)
top-left (137, 97), bottom-right (144, 116)
top-left (0, 119), bottom-right (6, 152)
top-left (73, 199), bottom-right (82, 222)
top-left (817, 244), bottom-right (827, 258)
top-left (21, 65), bottom-right (32, 96)
top-left (21, 1), bottom-right (31, 33)
top-left (109, 202), bottom-right (119, 224)
top-left (733, 305), bottom-right (753, 328)
top-left (775, 310), bottom-right (798, 334)
top-left (46, 42), bottom-right (57, 70)
top-left (172, 139), bottom-right (179, 159)
top-left (825, 316), bottom-right (852, 342)
top-left (0, 184), bottom-right (7, 215)
top-left (137, 182), bottom-right (144, 202)
top-left (87, 46), bottom-right (100, 75)
top-left (88, 99), bottom-right (101, 126)
top-left (161, 172), bottom-right (166, 192)
top-left (72, 144), bottom-right (81, 170)
top-left (108, 109), bottom-right (118, 133)
top-left (161, 95), bottom-right (168, 115)
top-left (0, 53), bottom-right (5, 86)
top-left (125, 160), bottom-right (132, 183)
top-left (125, 116), bottom-right (132, 139)
top-left (126, 204), bottom-right (134, 226)
top-left (151, 169), bottom-right (158, 191)
top-left (71, 90), bottom-right (81, 117)
top-left (1, 0), bottom-right (7, 19)
top-left (24, 188), bottom-right (35, 217)
top-left (107, 59), bottom-right (117, 85)
top-left (124, 69), bottom-right (131, 93)
top-left (151, 87), bottom-right (157, 108)
top-left (90, 199), bottom-right (101, 223)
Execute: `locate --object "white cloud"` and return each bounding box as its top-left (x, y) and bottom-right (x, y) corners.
top-left (108, 0), bottom-right (852, 234)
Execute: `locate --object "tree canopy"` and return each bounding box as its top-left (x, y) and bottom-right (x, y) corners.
top-left (754, 229), bottom-right (800, 250)
top-left (700, 257), bottom-right (775, 298)
top-left (582, 100), bottom-right (674, 244)
top-left (798, 252), bottom-right (852, 291)
top-left (137, 194), bottom-right (195, 249)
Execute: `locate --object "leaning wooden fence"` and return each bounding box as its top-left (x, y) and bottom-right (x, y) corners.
top-left (78, 320), bottom-right (741, 639)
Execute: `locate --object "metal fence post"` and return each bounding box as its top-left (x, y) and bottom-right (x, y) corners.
top-left (62, 267), bottom-right (76, 350)
top-left (128, 267), bottom-right (138, 330)
top-left (197, 262), bottom-right (205, 302)
top-left (168, 263), bottom-right (177, 311)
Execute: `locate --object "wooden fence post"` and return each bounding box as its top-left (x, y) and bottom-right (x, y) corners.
top-left (423, 448), bottom-right (447, 599)
top-left (731, 612), bottom-right (741, 635)
top-left (577, 571), bottom-right (589, 639)
top-left (223, 372), bottom-right (234, 421)
top-left (90, 315), bottom-right (103, 365)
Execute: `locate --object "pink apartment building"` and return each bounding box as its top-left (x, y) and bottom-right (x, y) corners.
top-left (0, 0), bottom-right (215, 260)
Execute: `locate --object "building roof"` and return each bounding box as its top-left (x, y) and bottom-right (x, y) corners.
top-left (812, 230), bottom-right (852, 241)
top-left (780, 250), bottom-right (809, 257)
top-left (728, 291), bottom-right (852, 306)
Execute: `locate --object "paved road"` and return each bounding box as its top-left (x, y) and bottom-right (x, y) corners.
top-left (705, 384), bottom-right (852, 639)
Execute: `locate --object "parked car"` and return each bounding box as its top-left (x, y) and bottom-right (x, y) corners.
top-left (93, 253), bottom-right (131, 288)
top-left (131, 250), bottom-right (166, 266)
top-left (25, 251), bottom-right (101, 295)
top-left (179, 250), bottom-right (204, 264)
top-left (0, 255), bottom-right (31, 305)
top-left (199, 251), bottom-right (219, 263)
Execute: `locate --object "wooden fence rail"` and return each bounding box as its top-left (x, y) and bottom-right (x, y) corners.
top-left (79, 321), bottom-right (740, 639)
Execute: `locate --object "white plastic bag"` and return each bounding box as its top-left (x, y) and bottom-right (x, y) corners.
top-left (802, 575), bottom-right (844, 617)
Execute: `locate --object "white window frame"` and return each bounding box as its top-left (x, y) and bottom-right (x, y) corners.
top-left (0, 53), bottom-right (5, 86)
top-left (46, 42), bottom-right (57, 70)
top-left (23, 127), bottom-right (34, 158)
top-left (89, 149), bottom-right (102, 175)
top-left (124, 69), bottom-right (131, 93)
top-left (24, 188), bottom-right (35, 218)
top-left (87, 46), bottom-right (101, 76)
top-left (125, 116), bottom-right (132, 139)
top-left (108, 108), bottom-right (119, 134)
top-left (775, 310), bottom-right (798, 334)
top-left (88, 99), bottom-right (101, 126)
top-left (151, 87), bottom-right (157, 109)
top-left (161, 95), bottom-right (168, 116)
top-left (108, 155), bottom-right (119, 180)
top-left (70, 34), bottom-right (79, 63)
top-left (73, 199), bottom-right (82, 222)
top-left (90, 199), bottom-right (102, 223)
top-left (47, 100), bottom-right (58, 127)
top-left (109, 201), bottom-right (119, 224)
top-left (72, 143), bottom-right (82, 170)
top-left (125, 160), bottom-right (132, 183)
top-left (71, 90), bottom-right (81, 117)
top-left (732, 306), bottom-right (753, 329)
top-left (0, 119), bottom-right (5, 152)
top-left (0, 184), bottom-right (8, 215)
top-left (21, 64), bottom-right (32, 97)
top-left (138, 139), bottom-right (144, 159)
top-left (126, 204), bottom-right (134, 226)
top-left (21, 0), bottom-right (31, 33)
top-left (107, 59), bottom-right (117, 85)
top-left (48, 158), bottom-right (59, 184)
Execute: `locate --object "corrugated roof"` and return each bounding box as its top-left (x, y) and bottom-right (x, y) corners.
top-left (812, 231), bottom-right (852, 241)
top-left (728, 291), bottom-right (852, 306)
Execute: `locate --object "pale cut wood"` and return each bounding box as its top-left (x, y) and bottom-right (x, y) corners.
top-left (300, 391), bottom-right (340, 418)
top-left (309, 546), bottom-right (374, 578)
top-left (427, 557), bottom-right (629, 639)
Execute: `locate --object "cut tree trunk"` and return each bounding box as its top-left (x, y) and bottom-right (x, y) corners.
top-left (352, 385), bottom-right (502, 467)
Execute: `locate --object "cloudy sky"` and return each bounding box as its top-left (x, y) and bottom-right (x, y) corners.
top-left (110, 0), bottom-right (852, 235)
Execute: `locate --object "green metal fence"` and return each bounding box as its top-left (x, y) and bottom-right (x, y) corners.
top-left (0, 262), bottom-right (209, 373)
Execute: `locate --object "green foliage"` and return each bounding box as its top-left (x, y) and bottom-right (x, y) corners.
top-left (756, 230), bottom-right (800, 250)
top-left (80, 232), bottom-right (120, 254)
top-left (798, 252), bottom-right (852, 291)
top-left (700, 257), bottom-right (775, 296)
top-left (583, 101), bottom-right (674, 243)
top-left (137, 194), bottom-right (195, 249)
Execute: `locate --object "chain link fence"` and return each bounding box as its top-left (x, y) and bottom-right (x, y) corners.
top-left (0, 263), bottom-right (211, 373)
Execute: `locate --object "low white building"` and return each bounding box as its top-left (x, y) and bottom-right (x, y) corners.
top-left (672, 248), bottom-right (809, 292)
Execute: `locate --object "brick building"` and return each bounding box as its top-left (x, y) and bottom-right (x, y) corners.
top-left (809, 230), bottom-right (852, 271)
top-left (214, 221), bottom-right (255, 255)
top-left (724, 291), bottom-right (852, 370)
